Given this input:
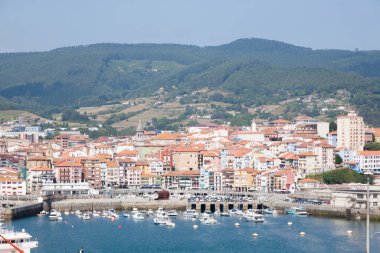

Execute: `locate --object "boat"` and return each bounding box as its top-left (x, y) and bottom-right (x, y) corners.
top-left (183, 209), bottom-right (198, 218)
top-left (155, 208), bottom-right (167, 218)
top-left (147, 209), bottom-right (154, 216)
top-left (48, 210), bottom-right (58, 221)
top-left (57, 212), bottom-right (63, 222)
top-left (132, 213), bottom-right (145, 220)
top-left (131, 208), bottom-right (139, 214)
top-left (167, 210), bottom-right (178, 217)
top-left (0, 225), bottom-right (38, 253)
top-left (284, 207), bottom-right (309, 215)
top-left (123, 213), bottom-right (130, 218)
top-left (165, 220), bottom-right (176, 227)
top-left (229, 209), bottom-right (238, 215)
top-left (199, 217), bottom-right (217, 224)
top-left (82, 213), bottom-right (91, 220)
top-left (93, 211), bottom-right (100, 218)
top-left (154, 216), bottom-right (169, 225)
top-left (220, 212), bottom-right (230, 217)
top-left (243, 213), bottom-right (265, 223)
top-left (64, 211), bottom-right (70, 216)
top-left (37, 210), bottom-right (47, 217)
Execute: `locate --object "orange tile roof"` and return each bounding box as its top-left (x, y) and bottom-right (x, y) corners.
top-left (30, 167), bottom-right (52, 171)
top-left (298, 152), bottom-right (317, 156)
top-left (357, 151), bottom-right (380, 156)
top-left (162, 170), bottom-right (200, 177)
top-left (0, 177), bottom-right (24, 182)
top-left (299, 178), bottom-right (320, 183)
top-left (151, 133), bottom-right (180, 140)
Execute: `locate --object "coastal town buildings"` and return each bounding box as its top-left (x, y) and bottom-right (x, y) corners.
top-left (0, 111), bottom-right (377, 196)
top-left (337, 111), bottom-right (365, 151)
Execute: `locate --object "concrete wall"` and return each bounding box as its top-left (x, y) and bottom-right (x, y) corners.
top-left (51, 199), bottom-right (187, 212)
top-left (1, 202), bottom-right (43, 219)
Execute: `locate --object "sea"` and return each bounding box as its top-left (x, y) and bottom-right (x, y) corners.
top-left (8, 213), bottom-right (380, 253)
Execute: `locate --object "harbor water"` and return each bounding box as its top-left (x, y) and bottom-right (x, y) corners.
top-left (8, 213), bottom-right (380, 253)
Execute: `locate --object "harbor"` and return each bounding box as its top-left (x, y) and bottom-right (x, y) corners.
top-left (6, 207), bottom-right (380, 253)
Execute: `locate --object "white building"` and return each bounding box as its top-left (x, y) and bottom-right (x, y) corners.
top-left (0, 177), bottom-right (26, 195)
top-left (41, 182), bottom-right (91, 195)
top-left (337, 111), bottom-right (365, 151)
top-left (354, 151), bottom-right (380, 175)
top-left (28, 167), bottom-right (55, 193)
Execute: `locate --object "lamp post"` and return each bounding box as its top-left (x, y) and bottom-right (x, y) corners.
top-left (365, 173), bottom-right (372, 253)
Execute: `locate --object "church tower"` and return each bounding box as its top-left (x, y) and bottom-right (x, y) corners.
top-left (136, 120), bottom-right (144, 141)
top-left (251, 118), bottom-right (257, 132)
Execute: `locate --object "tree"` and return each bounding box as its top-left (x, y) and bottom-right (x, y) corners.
top-left (308, 168), bottom-right (374, 184)
top-left (329, 122), bottom-right (337, 132)
top-left (364, 142), bottom-right (380, 151)
top-left (335, 154), bottom-right (343, 164)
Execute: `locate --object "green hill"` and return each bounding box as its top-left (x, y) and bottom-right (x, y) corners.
top-left (0, 38), bottom-right (379, 125)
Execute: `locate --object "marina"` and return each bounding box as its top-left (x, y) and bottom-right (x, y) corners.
top-left (4, 209), bottom-right (380, 252)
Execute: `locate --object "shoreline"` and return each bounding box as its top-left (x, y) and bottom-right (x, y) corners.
top-left (3, 197), bottom-right (380, 222)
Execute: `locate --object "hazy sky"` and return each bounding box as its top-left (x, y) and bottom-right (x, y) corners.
top-left (0, 0), bottom-right (379, 52)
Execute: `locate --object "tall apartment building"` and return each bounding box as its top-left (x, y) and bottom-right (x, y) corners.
top-left (337, 112), bottom-right (365, 151)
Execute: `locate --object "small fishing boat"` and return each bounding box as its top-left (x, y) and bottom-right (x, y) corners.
top-left (132, 212), bottom-right (145, 220)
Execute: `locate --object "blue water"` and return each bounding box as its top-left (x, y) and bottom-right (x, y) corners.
top-left (8, 213), bottom-right (380, 253)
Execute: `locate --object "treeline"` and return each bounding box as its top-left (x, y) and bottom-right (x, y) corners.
top-left (0, 38), bottom-right (380, 125)
top-left (307, 168), bottom-right (374, 184)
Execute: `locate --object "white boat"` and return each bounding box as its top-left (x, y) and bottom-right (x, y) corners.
top-left (243, 213), bottom-right (265, 223)
top-left (154, 217), bottom-right (169, 225)
top-left (147, 209), bottom-right (154, 216)
top-left (165, 220), bottom-right (176, 227)
top-left (0, 226), bottom-right (38, 253)
top-left (57, 212), bottom-right (63, 222)
top-left (229, 209), bottom-right (238, 215)
top-left (37, 210), bottom-right (47, 217)
top-left (83, 213), bottom-right (91, 220)
top-left (131, 208), bottom-right (139, 214)
top-left (48, 210), bottom-right (58, 221)
top-left (123, 213), bottom-right (130, 218)
top-left (167, 210), bottom-right (178, 217)
top-left (199, 217), bottom-right (217, 224)
top-left (64, 211), bottom-right (70, 216)
top-left (132, 213), bottom-right (145, 220)
top-left (183, 209), bottom-right (198, 218)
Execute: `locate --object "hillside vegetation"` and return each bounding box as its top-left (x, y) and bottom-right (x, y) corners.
top-left (0, 38), bottom-right (379, 125)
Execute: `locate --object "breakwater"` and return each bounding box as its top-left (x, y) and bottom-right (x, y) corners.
top-left (51, 198), bottom-right (187, 212)
top-left (1, 202), bottom-right (43, 219)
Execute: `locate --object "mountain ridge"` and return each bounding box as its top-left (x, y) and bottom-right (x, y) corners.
top-left (0, 37), bottom-right (379, 125)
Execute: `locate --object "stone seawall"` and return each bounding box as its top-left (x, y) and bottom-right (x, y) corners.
top-left (51, 199), bottom-right (187, 212)
top-left (1, 202), bottom-right (43, 219)
top-left (271, 202), bottom-right (380, 221)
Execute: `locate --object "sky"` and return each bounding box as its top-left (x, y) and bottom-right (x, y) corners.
top-left (0, 0), bottom-right (379, 52)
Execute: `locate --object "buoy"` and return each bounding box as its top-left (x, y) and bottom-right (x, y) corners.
top-left (288, 221), bottom-right (293, 226)
top-left (252, 233), bottom-right (258, 237)
top-left (299, 231), bottom-right (306, 236)
top-left (235, 223), bottom-right (240, 227)
top-left (118, 225), bottom-right (122, 229)
top-left (347, 230), bottom-right (353, 235)
top-left (72, 225), bottom-right (74, 228)
top-left (193, 225), bottom-right (199, 229)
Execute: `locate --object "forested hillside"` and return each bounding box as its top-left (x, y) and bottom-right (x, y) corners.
top-left (0, 38), bottom-right (379, 125)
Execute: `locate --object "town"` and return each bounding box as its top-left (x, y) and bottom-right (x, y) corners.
top-left (0, 110), bottom-right (379, 213)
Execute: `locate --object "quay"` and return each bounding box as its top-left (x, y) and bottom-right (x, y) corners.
top-left (3, 188), bottom-right (380, 220)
